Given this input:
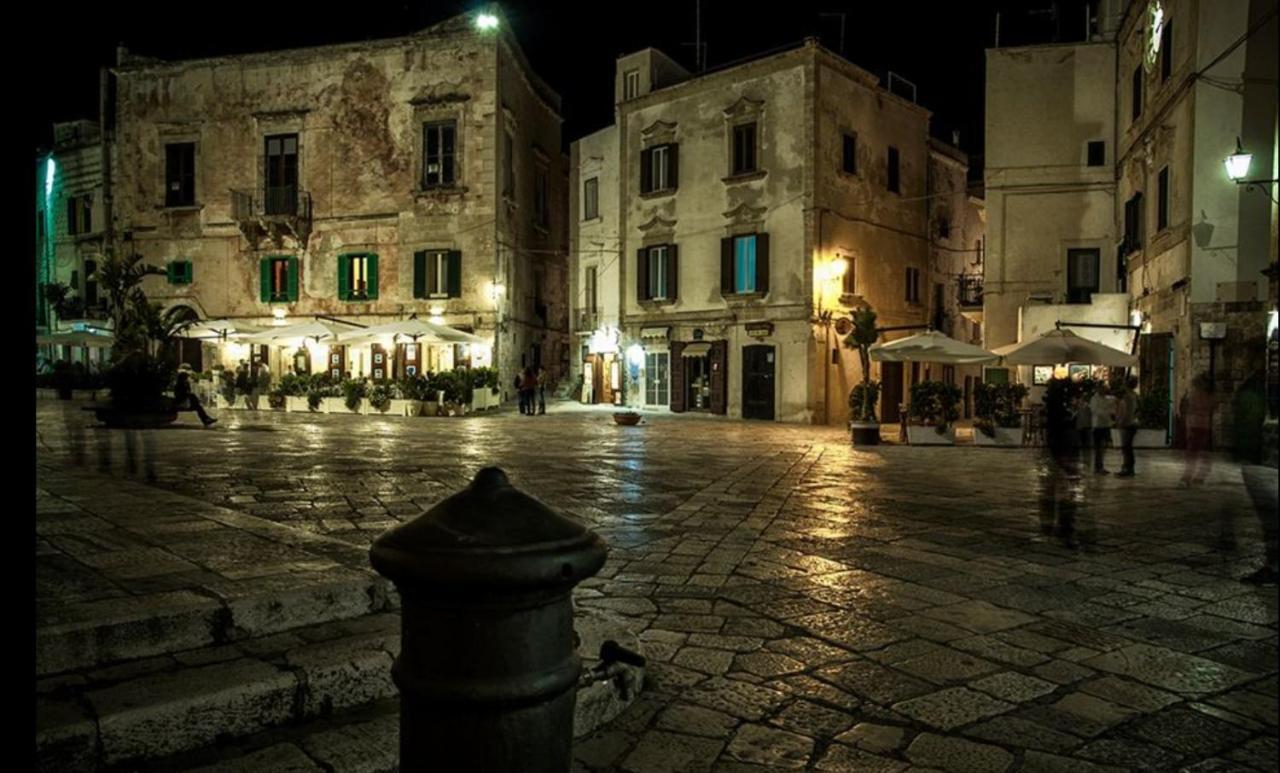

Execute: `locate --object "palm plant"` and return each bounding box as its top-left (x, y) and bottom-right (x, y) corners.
top-left (842, 306), bottom-right (880, 422)
top-left (97, 254), bottom-right (167, 359)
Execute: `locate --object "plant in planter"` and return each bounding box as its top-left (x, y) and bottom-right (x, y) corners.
top-left (267, 388), bottom-right (287, 410)
top-left (369, 383), bottom-right (394, 413)
top-left (974, 382), bottom-right (1029, 445)
top-left (613, 410), bottom-right (642, 426)
top-left (342, 379), bottom-right (368, 412)
top-left (908, 380), bottom-right (962, 441)
top-left (307, 389), bottom-right (324, 412)
top-left (842, 306), bottom-right (882, 445)
top-left (218, 368), bottom-right (237, 406)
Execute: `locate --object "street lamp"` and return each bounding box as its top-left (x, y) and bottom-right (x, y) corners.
top-left (475, 13), bottom-right (499, 31)
top-left (1225, 137), bottom-right (1279, 205)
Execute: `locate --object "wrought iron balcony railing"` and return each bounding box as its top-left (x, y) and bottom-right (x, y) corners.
top-left (957, 275), bottom-right (984, 308)
top-left (230, 187), bottom-right (312, 247)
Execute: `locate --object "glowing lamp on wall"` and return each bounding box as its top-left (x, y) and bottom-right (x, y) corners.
top-left (1225, 138), bottom-right (1253, 182)
top-left (827, 257), bottom-right (849, 282)
top-left (45, 157), bottom-right (56, 197)
top-left (626, 343), bottom-right (645, 367)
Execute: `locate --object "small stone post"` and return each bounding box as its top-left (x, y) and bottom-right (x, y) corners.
top-left (370, 467), bottom-right (607, 772)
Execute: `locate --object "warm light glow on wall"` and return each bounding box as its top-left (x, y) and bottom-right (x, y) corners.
top-left (486, 281), bottom-right (505, 304)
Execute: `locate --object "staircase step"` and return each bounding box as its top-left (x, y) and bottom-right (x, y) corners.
top-left (37, 613), bottom-right (401, 772)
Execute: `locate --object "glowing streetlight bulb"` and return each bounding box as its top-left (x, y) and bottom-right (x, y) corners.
top-left (475, 13), bottom-right (499, 31)
top-left (828, 257), bottom-right (849, 280)
top-left (1225, 138), bottom-right (1252, 181)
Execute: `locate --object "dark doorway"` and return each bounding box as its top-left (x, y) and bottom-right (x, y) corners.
top-left (1139, 332), bottom-right (1174, 440)
top-left (881, 362), bottom-right (903, 423)
top-left (686, 355), bottom-right (711, 411)
top-left (265, 134), bottom-right (299, 215)
top-left (742, 344), bottom-right (776, 420)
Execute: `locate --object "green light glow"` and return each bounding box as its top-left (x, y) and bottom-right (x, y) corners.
top-left (45, 157), bottom-right (56, 198)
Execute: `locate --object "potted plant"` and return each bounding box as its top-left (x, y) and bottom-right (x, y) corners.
top-left (279, 372), bottom-right (311, 412)
top-left (907, 380), bottom-right (961, 445)
top-left (267, 388), bottom-right (286, 410)
top-left (307, 388), bottom-right (325, 413)
top-left (613, 410), bottom-right (642, 426)
top-left (842, 306), bottom-right (882, 446)
top-left (340, 378), bottom-right (367, 414)
top-left (974, 382), bottom-right (1029, 447)
top-left (369, 383), bottom-right (394, 414)
top-left (391, 377), bottom-right (425, 417)
top-left (435, 371), bottom-right (468, 416)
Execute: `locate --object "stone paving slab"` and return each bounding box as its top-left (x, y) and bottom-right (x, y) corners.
top-left (34, 403), bottom-right (1280, 772)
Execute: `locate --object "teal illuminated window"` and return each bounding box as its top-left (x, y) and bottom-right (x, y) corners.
top-left (734, 236), bottom-right (757, 294)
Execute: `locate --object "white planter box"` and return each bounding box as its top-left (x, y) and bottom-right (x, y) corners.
top-left (390, 399), bottom-right (422, 417)
top-left (285, 396), bottom-right (310, 413)
top-left (323, 397), bottom-right (355, 414)
top-left (907, 424), bottom-right (956, 445)
top-left (973, 426), bottom-right (1022, 447)
top-left (1111, 428), bottom-right (1169, 448)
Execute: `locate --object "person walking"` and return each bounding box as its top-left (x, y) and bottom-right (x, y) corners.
top-left (1073, 391), bottom-right (1092, 464)
top-left (536, 366), bottom-right (548, 415)
top-left (515, 371), bottom-right (527, 414)
top-left (1088, 382), bottom-right (1116, 474)
top-left (1116, 376), bottom-right (1140, 477)
top-left (175, 368), bottom-right (217, 427)
top-left (1182, 373), bottom-right (1214, 486)
top-left (234, 360), bottom-right (250, 397)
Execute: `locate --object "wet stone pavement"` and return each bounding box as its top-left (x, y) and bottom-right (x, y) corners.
top-left (35, 402), bottom-right (1280, 772)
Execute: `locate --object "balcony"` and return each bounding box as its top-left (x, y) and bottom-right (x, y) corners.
top-left (575, 307), bottom-right (599, 333)
top-left (957, 274), bottom-right (984, 324)
top-left (230, 187), bottom-right (312, 248)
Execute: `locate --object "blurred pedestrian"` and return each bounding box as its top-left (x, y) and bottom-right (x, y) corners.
top-left (175, 368), bottom-right (217, 427)
top-left (1073, 391), bottom-right (1092, 463)
top-left (1233, 369), bottom-right (1277, 585)
top-left (521, 367), bottom-right (537, 417)
top-left (537, 366), bottom-right (548, 415)
top-left (1088, 382), bottom-right (1116, 474)
top-left (1181, 373), bottom-right (1214, 487)
top-left (1116, 376), bottom-right (1140, 477)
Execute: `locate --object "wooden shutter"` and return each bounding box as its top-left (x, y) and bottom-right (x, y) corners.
top-left (260, 258), bottom-right (272, 302)
top-left (366, 254), bottom-right (379, 299)
top-left (637, 248), bottom-right (649, 302)
top-left (447, 250), bottom-right (462, 297)
top-left (720, 238), bottom-right (734, 295)
top-left (668, 143), bottom-right (679, 189)
top-left (667, 244), bottom-right (679, 302)
top-left (640, 148), bottom-right (652, 194)
top-left (413, 251), bottom-right (427, 299)
top-left (337, 255), bottom-right (350, 301)
top-left (181, 261), bottom-right (192, 284)
top-left (709, 341), bottom-right (727, 415)
top-left (755, 233), bottom-right (770, 294)
top-left (166, 262), bottom-right (176, 283)
top-left (670, 342), bottom-right (686, 413)
top-left (287, 257), bottom-right (299, 301)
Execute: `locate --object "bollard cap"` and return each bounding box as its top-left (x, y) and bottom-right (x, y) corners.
top-left (369, 467), bottom-right (607, 591)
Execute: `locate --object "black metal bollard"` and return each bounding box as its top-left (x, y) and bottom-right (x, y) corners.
top-left (369, 467), bottom-right (607, 773)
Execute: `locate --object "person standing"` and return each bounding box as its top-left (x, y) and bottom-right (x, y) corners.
top-left (536, 366), bottom-right (548, 415)
top-left (521, 367), bottom-right (537, 417)
top-left (1116, 376), bottom-right (1140, 477)
top-left (1088, 382), bottom-right (1116, 474)
top-left (515, 371), bottom-right (527, 414)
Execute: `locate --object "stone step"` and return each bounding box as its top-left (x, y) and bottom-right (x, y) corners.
top-left (37, 613), bottom-right (402, 772)
top-left (37, 567), bottom-right (397, 678)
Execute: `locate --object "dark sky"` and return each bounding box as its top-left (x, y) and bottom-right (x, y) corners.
top-left (27, 0), bottom-right (1096, 173)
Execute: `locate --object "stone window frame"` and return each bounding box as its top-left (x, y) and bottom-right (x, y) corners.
top-left (721, 203), bottom-right (769, 304)
top-left (722, 96), bottom-right (767, 185)
top-left (156, 124), bottom-right (203, 212)
top-left (410, 96), bottom-right (469, 197)
top-left (252, 112), bottom-right (307, 210)
top-left (639, 120), bottom-right (679, 199)
top-left (532, 144), bottom-right (551, 234)
top-left (582, 175), bottom-right (600, 221)
top-left (637, 214), bottom-right (679, 309)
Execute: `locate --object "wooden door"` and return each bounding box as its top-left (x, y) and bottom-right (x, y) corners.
top-left (881, 362), bottom-right (903, 423)
top-left (710, 341), bottom-right (728, 415)
top-left (742, 344), bottom-right (776, 420)
top-left (670, 342), bottom-right (687, 412)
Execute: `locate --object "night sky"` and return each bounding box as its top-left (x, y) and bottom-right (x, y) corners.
top-left (27, 0), bottom-right (1098, 170)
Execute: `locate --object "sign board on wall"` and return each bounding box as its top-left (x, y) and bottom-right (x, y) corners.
top-left (745, 322), bottom-right (774, 338)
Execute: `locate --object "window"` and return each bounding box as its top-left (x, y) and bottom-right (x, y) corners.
top-left (905, 267), bottom-right (921, 304)
top-left (887, 146), bottom-right (901, 193)
top-left (414, 250), bottom-right (461, 299)
top-left (583, 177), bottom-right (599, 220)
top-left (1161, 21), bottom-right (1173, 81)
top-left (623, 69), bottom-right (640, 100)
top-left (1131, 66), bottom-right (1143, 122)
top-left (265, 134), bottom-right (299, 215)
top-left (937, 214), bottom-right (951, 240)
top-left (1087, 140), bottom-right (1106, 166)
top-left (260, 256), bottom-right (299, 303)
top-left (503, 131), bottom-right (515, 197)
top-left (1157, 166), bottom-right (1170, 231)
top-left (842, 256), bottom-right (857, 296)
top-left (1124, 192), bottom-right (1145, 252)
top-left (338, 253), bottom-right (379, 301)
top-left (534, 166), bottom-right (549, 227)
top-left (422, 121), bottom-right (457, 187)
top-left (842, 133), bottom-right (857, 174)
top-left (585, 265), bottom-right (597, 312)
top-left (66, 194), bottom-right (92, 235)
top-left (645, 352), bottom-right (670, 406)
top-left (166, 260), bottom-right (193, 285)
top-left (639, 244), bottom-right (678, 301)
top-left (731, 123), bottom-right (757, 175)
top-left (1067, 248), bottom-right (1100, 304)
top-left (721, 234), bottom-right (769, 296)
top-left (165, 142), bottom-right (196, 206)
top-left (640, 143), bottom-right (678, 193)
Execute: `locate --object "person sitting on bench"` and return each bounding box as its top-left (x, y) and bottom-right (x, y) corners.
top-left (174, 369), bottom-right (216, 427)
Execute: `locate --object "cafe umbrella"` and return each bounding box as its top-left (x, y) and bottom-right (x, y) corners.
top-left (993, 328), bottom-right (1137, 367)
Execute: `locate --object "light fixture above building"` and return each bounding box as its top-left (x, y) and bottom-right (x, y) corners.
top-left (475, 13), bottom-right (499, 31)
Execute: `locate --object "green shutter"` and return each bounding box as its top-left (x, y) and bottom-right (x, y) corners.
top-left (260, 258), bottom-right (272, 302)
top-left (447, 251), bottom-right (462, 298)
top-left (337, 255), bottom-right (350, 301)
top-left (184, 261), bottom-right (194, 284)
top-left (166, 262), bottom-right (176, 283)
top-left (366, 254), bottom-right (378, 299)
top-left (413, 251), bottom-right (427, 299)
top-left (755, 233), bottom-right (770, 294)
top-left (287, 257), bottom-right (299, 302)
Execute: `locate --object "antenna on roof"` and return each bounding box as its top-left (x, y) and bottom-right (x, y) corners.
top-left (888, 72), bottom-right (917, 103)
top-left (681, 0), bottom-right (707, 72)
top-left (818, 12), bottom-right (847, 57)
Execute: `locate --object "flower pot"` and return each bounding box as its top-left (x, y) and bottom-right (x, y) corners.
top-left (1111, 428), bottom-right (1170, 448)
top-left (322, 397), bottom-right (350, 414)
top-left (850, 421), bottom-right (881, 446)
top-left (286, 396), bottom-right (310, 413)
top-left (974, 426), bottom-right (1022, 447)
top-left (391, 399), bottom-right (421, 417)
top-left (906, 424), bottom-right (956, 445)
top-left (613, 412), bottom-right (642, 426)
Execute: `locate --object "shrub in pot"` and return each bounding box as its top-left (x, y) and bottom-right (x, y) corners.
top-left (307, 389), bottom-right (324, 412)
top-left (908, 380), bottom-right (961, 443)
top-left (342, 379), bottom-right (367, 412)
top-left (369, 383), bottom-right (394, 413)
top-left (267, 389), bottom-right (286, 410)
top-left (841, 306), bottom-right (881, 446)
top-left (974, 382), bottom-right (1029, 445)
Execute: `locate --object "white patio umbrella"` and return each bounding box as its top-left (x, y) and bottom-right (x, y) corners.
top-left (240, 319), bottom-right (357, 345)
top-left (869, 330), bottom-right (999, 365)
top-left (994, 328), bottom-right (1137, 366)
top-left (336, 318), bottom-right (487, 346)
top-left (175, 318), bottom-right (265, 340)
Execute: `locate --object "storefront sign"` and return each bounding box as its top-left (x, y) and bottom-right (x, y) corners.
top-left (745, 322), bottom-right (774, 338)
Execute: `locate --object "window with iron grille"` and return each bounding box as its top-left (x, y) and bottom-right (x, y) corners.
top-left (422, 121), bottom-right (457, 188)
top-left (165, 142), bottom-right (196, 207)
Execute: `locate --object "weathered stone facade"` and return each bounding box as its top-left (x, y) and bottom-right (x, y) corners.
top-left (105, 7), bottom-right (567, 387)
top-left (570, 40), bottom-right (939, 424)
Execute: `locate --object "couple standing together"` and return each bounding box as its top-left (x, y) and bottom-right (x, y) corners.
top-left (516, 366), bottom-right (547, 415)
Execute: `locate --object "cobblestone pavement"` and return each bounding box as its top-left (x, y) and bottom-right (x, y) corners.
top-left (36, 402), bottom-right (1280, 772)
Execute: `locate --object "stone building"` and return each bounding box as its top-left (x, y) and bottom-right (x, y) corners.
top-left (569, 39), bottom-right (942, 424)
top-left (98, 6), bottom-right (567, 386)
top-left (984, 0), bottom-right (1278, 445)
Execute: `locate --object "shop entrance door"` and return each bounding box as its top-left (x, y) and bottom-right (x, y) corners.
top-left (742, 344), bottom-right (775, 420)
top-left (881, 362), bottom-right (903, 423)
top-left (686, 355), bottom-right (711, 411)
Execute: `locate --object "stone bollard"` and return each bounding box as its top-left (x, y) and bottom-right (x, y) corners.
top-left (370, 467), bottom-right (607, 773)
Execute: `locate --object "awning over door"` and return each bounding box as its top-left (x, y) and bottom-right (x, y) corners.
top-left (641, 326), bottom-right (670, 340)
top-left (681, 342), bottom-right (712, 357)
